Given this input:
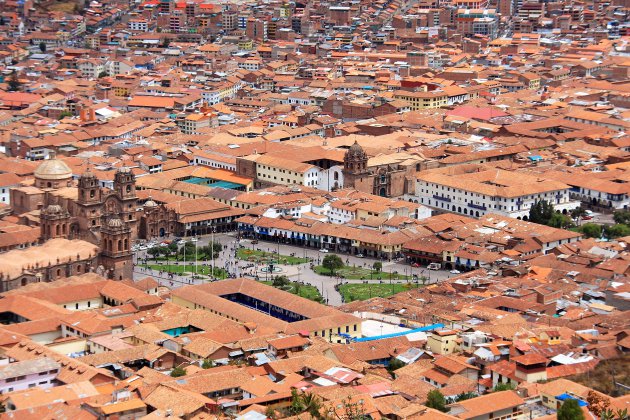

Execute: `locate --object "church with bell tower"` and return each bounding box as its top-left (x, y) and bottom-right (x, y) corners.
top-left (341, 140), bottom-right (410, 197)
top-left (7, 156), bottom-right (140, 284)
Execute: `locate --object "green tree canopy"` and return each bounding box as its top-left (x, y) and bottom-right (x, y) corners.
top-left (557, 398), bottom-right (585, 420)
top-left (322, 254), bottom-right (343, 276)
top-left (548, 213), bottom-right (573, 229)
top-left (170, 366), bottom-right (186, 377)
top-left (39, 42), bottom-right (46, 53)
top-left (613, 210), bottom-right (630, 225)
top-left (7, 71), bottom-right (21, 92)
top-left (529, 200), bottom-right (554, 225)
top-left (579, 223), bottom-right (602, 239)
top-left (426, 389), bottom-right (448, 413)
top-left (493, 382), bottom-right (516, 392)
top-left (386, 357), bottom-right (405, 376)
top-left (272, 275), bottom-right (289, 287)
top-left (372, 261), bottom-right (382, 272)
top-left (605, 224), bottom-right (630, 239)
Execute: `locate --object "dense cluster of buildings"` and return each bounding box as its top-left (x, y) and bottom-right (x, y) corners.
top-left (0, 0), bottom-right (626, 416)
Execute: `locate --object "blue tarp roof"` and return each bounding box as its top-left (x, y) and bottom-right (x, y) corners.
top-left (556, 394), bottom-right (589, 406)
top-left (354, 323), bottom-right (445, 342)
top-left (528, 155), bottom-right (542, 161)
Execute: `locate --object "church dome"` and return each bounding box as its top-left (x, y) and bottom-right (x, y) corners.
top-left (80, 168), bottom-right (97, 180)
top-left (347, 140), bottom-right (366, 157)
top-left (107, 217), bottom-right (124, 228)
top-left (144, 199), bottom-right (157, 208)
top-left (44, 204), bottom-right (63, 214)
top-left (34, 157), bottom-right (72, 181)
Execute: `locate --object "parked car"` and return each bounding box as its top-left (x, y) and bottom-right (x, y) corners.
top-left (450, 269), bottom-right (461, 274)
top-left (427, 263), bottom-right (441, 270)
top-left (190, 237), bottom-right (198, 242)
top-left (177, 240), bottom-right (186, 245)
top-left (356, 254), bottom-right (364, 258)
top-left (411, 263), bottom-right (420, 268)
top-left (319, 248), bottom-right (329, 253)
top-left (251, 240), bottom-right (259, 245)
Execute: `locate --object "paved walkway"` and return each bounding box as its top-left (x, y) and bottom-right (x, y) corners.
top-left (132, 233), bottom-right (453, 307)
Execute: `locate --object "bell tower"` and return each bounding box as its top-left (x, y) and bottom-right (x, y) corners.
top-left (113, 168), bottom-right (138, 233)
top-left (40, 204), bottom-right (70, 242)
top-left (343, 140), bottom-right (369, 188)
top-left (99, 217), bottom-right (132, 281)
top-left (77, 169), bottom-right (102, 232)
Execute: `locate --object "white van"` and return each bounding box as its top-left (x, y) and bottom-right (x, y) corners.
top-left (428, 263), bottom-right (441, 270)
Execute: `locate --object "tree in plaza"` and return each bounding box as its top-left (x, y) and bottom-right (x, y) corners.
top-left (613, 210), bottom-right (630, 225)
top-left (557, 399), bottom-right (585, 420)
top-left (425, 389), bottom-right (448, 413)
top-left (179, 241), bottom-right (196, 258)
top-left (571, 207), bottom-right (588, 224)
top-left (322, 254), bottom-right (343, 276)
top-left (548, 213), bottom-right (573, 229)
top-left (203, 241), bottom-right (221, 259)
top-left (372, 261), bottom-right (382, 273)
top-left (39, 41), bottom-right (46, 53)
top-left (272, 275), bottom-right (289, 287)
top-left (170, 366), bottom-right (186, 377)
top-left (168, 241), bottom-right (179, 254)
top-left (604, 224), bottom-right (630, 239)
top-left (579, 223), bottom-right (602, 239)
top-left (529, 200), bottom-right (554, 225)
top-left (147, 247), bottom-right (160, 262)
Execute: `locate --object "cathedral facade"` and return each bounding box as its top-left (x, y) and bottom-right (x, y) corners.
top-left (11, 156), bottom-right (136, 281)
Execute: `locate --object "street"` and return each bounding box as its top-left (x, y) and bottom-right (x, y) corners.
top-left (132, 232), bottom-right (453, 306)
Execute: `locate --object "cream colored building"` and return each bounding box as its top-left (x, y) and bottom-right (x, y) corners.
top-left (248, 154), bottom-right (321, 188)
top-left (427, 329), bottom-right (458, 355)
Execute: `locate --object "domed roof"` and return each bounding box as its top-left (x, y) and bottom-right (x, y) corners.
top-left (80, 167), bottom-right (97, 179)
top-left (45, 204), bottom-right (63, 214)
top-left (34, 157), bottom-right (72, 181)
top-left (144, 198), bottom-right (157, 208)
top-left (346, 140), bottom-right (366, 158)
top-left (107, 217), bottom-right (124, 228)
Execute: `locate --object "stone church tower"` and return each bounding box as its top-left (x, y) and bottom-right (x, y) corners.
top-left (113, 168), bottom-right (138, 227)
top-left (77, 169), bottom-right (102, 232)
top-left (99, 217), bottom-right (133, 280)
top-left (343, 140), bottom-right (369, 189)
top-left (40, 204), bottom-right (71, 241)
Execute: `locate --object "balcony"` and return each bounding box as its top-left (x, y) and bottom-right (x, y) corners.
top-left (468, 203), bottom-right (487, 211)
top-left (433, 194), bottom-right (452, 203)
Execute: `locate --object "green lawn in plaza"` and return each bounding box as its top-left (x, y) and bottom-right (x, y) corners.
top-left (261, 281), bottom-right (323, 302)
top-left (339, 282), bottom-right (420, 302)
top-left (313, 265), bottom-right (411, 280)
top-left (141, 262), bottom-right (228, 279)
top-left (237, 248), bottom-right (308, 265)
